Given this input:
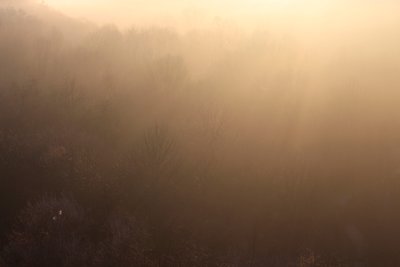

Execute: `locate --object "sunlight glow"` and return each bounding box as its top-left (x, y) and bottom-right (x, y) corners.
top-left (43, 0), bottom-right (329, 28)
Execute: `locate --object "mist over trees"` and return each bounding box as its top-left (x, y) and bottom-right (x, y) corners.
top-left (1, 2), bottom-right (400, 266)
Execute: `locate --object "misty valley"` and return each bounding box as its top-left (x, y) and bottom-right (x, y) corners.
top-left (1, 1), bottom-right (400, 266)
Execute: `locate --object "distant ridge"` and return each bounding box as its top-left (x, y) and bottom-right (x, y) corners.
top-left (0, 0), bottom-right (96, 42)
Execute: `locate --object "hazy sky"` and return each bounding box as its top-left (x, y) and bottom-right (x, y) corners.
top-left (41, 0), bottom-right (399, 31)
top-left (43, 0), bottom-right (334, 28)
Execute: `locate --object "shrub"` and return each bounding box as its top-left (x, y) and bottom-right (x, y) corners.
top-left (2, 196), bottom-right (93, 267)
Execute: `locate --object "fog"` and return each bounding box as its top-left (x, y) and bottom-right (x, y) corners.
top-left (39, 0), bottom-right (400, 30)
top-left (1, 0), bottom-right (400, 266)
top-left (44, 0), bottom-right (327, 27)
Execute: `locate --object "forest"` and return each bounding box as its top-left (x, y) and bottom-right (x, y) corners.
top-left (1, 1), bottom-right (400, 266)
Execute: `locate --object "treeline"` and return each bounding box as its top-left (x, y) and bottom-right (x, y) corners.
top-left (1, 3), bottom-right (400, 266)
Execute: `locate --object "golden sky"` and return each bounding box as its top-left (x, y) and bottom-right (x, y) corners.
top-left (43, 0), bottom-right (333, 28)
top-left (42, 0), bottom-right (399, 31)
